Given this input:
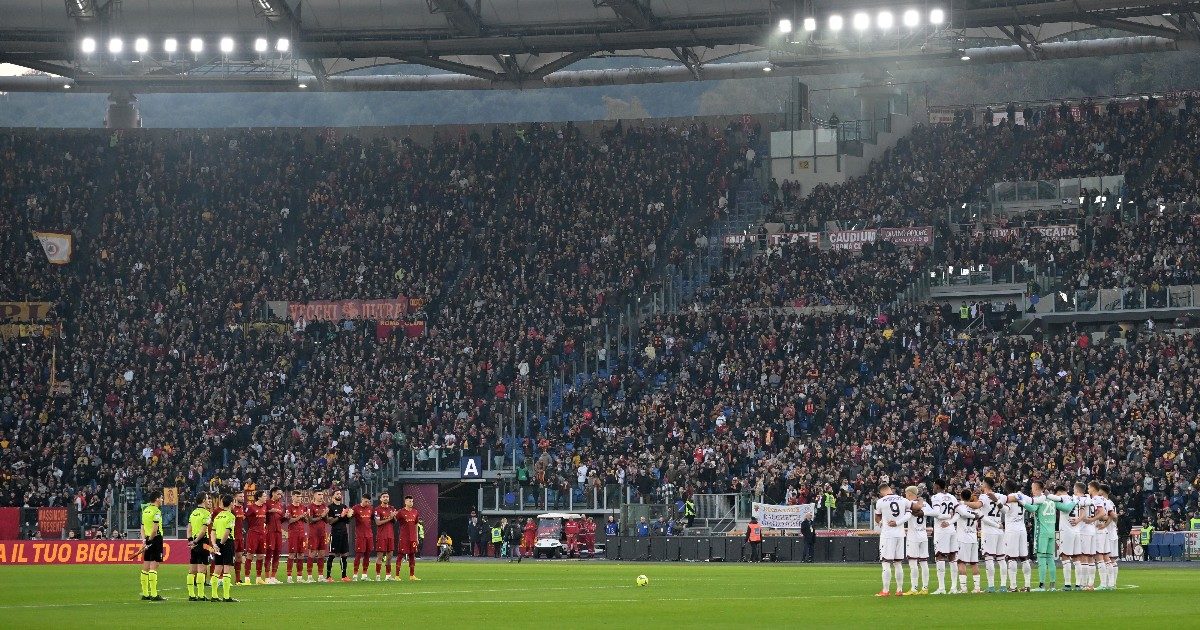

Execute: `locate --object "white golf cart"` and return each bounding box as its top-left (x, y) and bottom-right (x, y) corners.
top-left (534, 512), bottom-right (583, 559)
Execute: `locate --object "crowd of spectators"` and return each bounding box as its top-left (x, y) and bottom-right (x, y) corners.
top-left (2, 102), bottom-right (1198, 541)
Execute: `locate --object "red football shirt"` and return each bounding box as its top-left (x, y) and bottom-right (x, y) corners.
top-left (307, 503), bottom-right (327, 530)
top-left (397, 508), bottom-right (419, 542)
top-left (246, 503), bottom-right (267, 533)
top-left (374, 505), bottom-right (397, 539)
top-left (352, 505), bottom-right (374, 538)
top-left (285, 504), bottom-right (308, 533)
top-left (231, 504), bottom-right (246, 538)
top-left (266, 500), bottom-right (284, 533)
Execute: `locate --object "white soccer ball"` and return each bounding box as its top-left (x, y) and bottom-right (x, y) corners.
top-left (636, 574), bottom-right (649, 587)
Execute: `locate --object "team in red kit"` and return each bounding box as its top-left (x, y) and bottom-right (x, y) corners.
top-left (202, 488), bottom-right (423, 587)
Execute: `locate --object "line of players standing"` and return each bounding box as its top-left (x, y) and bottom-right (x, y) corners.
top-left (180, 487), bottom-right (423, 602)
top-left (874, 478), bottom-right (1121, 597)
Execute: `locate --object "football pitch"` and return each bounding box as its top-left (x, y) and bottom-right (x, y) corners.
top-left (1, 562), bottom-right (1197, 629)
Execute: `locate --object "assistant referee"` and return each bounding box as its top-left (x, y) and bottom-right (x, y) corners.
top-left (140, 491), bottom-right (165, 601)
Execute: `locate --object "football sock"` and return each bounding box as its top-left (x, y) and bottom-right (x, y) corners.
top-left (223, 576), bottom-right (232, 599)
top-left (187, 573), bottom-right (196, 598)
top-left (140, 571), bottom-right (149, 597)
top-left (1037, 559), bottom-right (1047, 586)
top-left (1112, 562), bottom-right (1118, 587)
top-left (1022, 560), bottom-right (1032, 588)
top-left (921, 562), bottom-right (930, 590)
top-left (211, 576), bottom-right (220, 600)
top-left (935, 560), bottom-right (946, 591)
top-left (272, 553), bottom-right (281, 576)
top-left (1006, 560), bottom-right (1017, 589)
top-left (255, 557), bottom-right (263, 577)
top-left (408, 553), bottom-right (415, 577)
top-left (148, 570), bottom-right (158, 596)
top-left (893, 561), bottom-right (905, 593)
top-left (973, 574), bottom-right (980, 590)
top-left (949, 561), bottom-right (959, 590)
top-left (340, 556), bottom-right (348, 578)
top-left (984, 558), bottom-right (995, 588)
top-left (881, 563), bottom-right (891, 592)
top-left (909, 560), bottom-right (919, 590)
top-left (234, 561), bottom-right (242, 582)
top-left (353, 557), bottom-right (360, 575)
top-left (326, 555), bottom-right (334, 578)
top-left (287, 557), bottom-right (294, 576)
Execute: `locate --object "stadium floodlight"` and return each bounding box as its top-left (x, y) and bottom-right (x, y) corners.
top-left (829, 14), bottom-right (843, 31)
top-left (276, 37), bottom-right (290, 52)
top-left (961, 54), bottom-right (970, 61)
top-left (164, 37), bottom-right (178, 53)
top-left (803, 17), bottom-right (817, 32)
top-left (853, 12), bottom-right (870, 31)
top-left (190, 37), bottom-right (204, 53)
top-left (297, 82), bottom-right (308, 88)
top-left (108, 37), bottom-right (123, 54)
top-left (903, 9), bottom-right (920, 27)
top-left (778, 18), bottom-right (793, 33)
top-left (254, 37), bottom-right (269, 52)
top-left (80, 37), bottom-right (96, 54)
top-left (134, 37), bottom-right (149, 54)
top-left (930, 8), bottom-right (945, 25)
top-left (219, 37), bottom-right (234, 53)
top-left (877, 11), bottom-right (894, 29)
top-left (762, 65), bottom-right (772, 72)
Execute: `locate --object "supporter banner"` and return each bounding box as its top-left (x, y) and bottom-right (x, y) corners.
top-left (973, 224), bottom-right (1078, 241)
top-left (0, 539), bottom-right (189, 565)
top-left (724, 228), bottom-right (933, 250)
top-left (827, 229), bottom-right (876, 251)
top-left (286, 298), bottom-right (409, 322)
top-left (1187, 531), bottom-right (1200, 557)
top-left (37, 507), bottom-right (67, 539)
top-left (1029, 224), bottom-right (1078, 241)
top-left (878, 226), bottom-right (934, 247)
top-left (0, 302), bottom-right (53, 322)
top-left (815, 529), bottom-right (880, 537)
top-left (0, 323), bottom-right (62, 339)
top-left (751, 502), bottom-right (815, 529)
top-left (32, 231), bottom-right (72, 265)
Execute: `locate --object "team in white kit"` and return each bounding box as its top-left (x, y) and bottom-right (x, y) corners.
top-left (873, 478), bottom-right (1121, 596)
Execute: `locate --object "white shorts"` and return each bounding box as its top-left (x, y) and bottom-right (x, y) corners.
top-left (1080, 533), bottom-right (1098, 555)
top-left (1060, 531), bottom-right (1080, 556)
top-left (1003, 528), bottom-right (1029, 559)
top-left (880, 537), bottom-right (906, 561)
top-left (982, 531), bottom-right (1004, 557)
top-left (906, 537), bottom-right (929, 560)
top-left (957, 540), bottom-right (980, 564)
top-left (934, 531), bottom-right (958, 555)
top-left (1105, 536), bottom-right (1119, 557)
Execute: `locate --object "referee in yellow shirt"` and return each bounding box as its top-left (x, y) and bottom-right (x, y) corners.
top-left (140, 491), bottom-right (165, 601)
top-left (211, 495), bottom-right (239, 602)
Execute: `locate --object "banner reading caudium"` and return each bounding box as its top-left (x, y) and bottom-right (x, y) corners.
top-left (0, 539), bottom-right (190, 565)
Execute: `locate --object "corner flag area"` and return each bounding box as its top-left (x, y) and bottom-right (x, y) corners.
top-left (1, 563), bottom-right (1196, 628)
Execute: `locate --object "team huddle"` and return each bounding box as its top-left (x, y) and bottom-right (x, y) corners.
top-left (136, 488), bottom-right (424, 602)
top-left (874, 478), bottom-right (1121, 596)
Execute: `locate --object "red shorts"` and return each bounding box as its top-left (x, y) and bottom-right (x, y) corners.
top-left (566, 534), bottom-right (577, 547)
top-left (522, 534), bottom-right (535, 548)
top-left (268, 530), bottom-right (283, 552)
top-left (307, 528), bottom-right (327, 553)
top-left (247, 530), bottom-right (267, 554)
top-left (355, 536), bottom-right (374, 554)
top-left (287, 529), bottom-right (307, 553)
top-left (398, 539), bottom-right (418, 554)
top-left (375, 537), bottom-right (395, 553)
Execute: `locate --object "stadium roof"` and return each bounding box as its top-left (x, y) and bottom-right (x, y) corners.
top-left (0, 0), bottom-right (1197, 92)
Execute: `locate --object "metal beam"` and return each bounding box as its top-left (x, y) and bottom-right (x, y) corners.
top-left (527, 50), bottom-right (594, 79)
top-left (598, 0), bottom-right (658, 29)
top-left (403, 55), bottom-right (500, 81)
top-left (995, 24), bottom-right (1041, 59)
top-left (0, 58), bottom-right (80, 78)
top-left (2, 36), bottom-right (1187, 93)
top-left (671, 46), bottom-right (702, 79)
top-left (63, 0), bottom-right (98, 20)
top-left (1084, 17), bottom-right (1186, 38)
top-left (429, 0), bottom-right (485, 37)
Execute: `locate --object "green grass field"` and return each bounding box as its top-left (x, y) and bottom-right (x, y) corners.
top-left (1, 562), bottom-right (1197, 629)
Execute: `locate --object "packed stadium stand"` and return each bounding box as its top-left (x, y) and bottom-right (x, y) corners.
top-left (2, 96), bottom-right (1199, 540)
